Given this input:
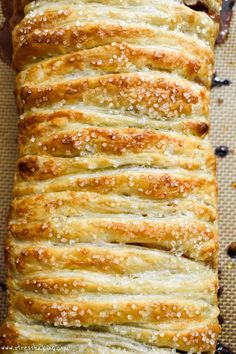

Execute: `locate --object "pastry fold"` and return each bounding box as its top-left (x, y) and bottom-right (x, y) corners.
top-left (1, 0), bottom-right (221, 353)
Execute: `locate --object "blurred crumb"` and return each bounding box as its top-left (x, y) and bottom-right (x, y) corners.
top-left (217, 98), bottom-right (224, 105)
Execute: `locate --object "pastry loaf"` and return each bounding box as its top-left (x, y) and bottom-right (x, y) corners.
top-left (1, 0), bottom-right (221, 353)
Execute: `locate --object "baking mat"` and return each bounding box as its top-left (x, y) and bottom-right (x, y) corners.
top-left (0, 7), bottom-right (235, 351)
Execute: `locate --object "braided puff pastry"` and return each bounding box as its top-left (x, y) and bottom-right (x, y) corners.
top-left (1, 0), bottom-right (221, 353)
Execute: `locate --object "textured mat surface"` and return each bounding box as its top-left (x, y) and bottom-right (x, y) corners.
top-left (0, 7), bottom-right (235, 351)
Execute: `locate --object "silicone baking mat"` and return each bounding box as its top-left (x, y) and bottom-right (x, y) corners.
top-left (0, 7), bottom-right (235, 351)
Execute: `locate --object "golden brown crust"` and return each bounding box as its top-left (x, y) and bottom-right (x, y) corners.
top-left (17, 127), bottom-right (209, 157)
top-left (12, 1), bottom-right (218, 71)
top-left (8, 216), bottom-right (218, 263)
top-left (0, 319), bottom-right (220, 353)
top-left (9, 190), bottom-right (217, 224)
top-left (18, 109), bottom-right (210, 139)
top-left (14, 4), bottom-right (216, 43)
top-left (11, 292), bottom-right (211, 326)
top-left (15, 0), bottom-right (222, 15)
top-left (17, 74), bottom-right (209, 117)
top-left (5, 240), bottom-right (216, 275)
top-left (10, 269), bottom-right (218, 299)
top-left (13, 171), bottom-right (217, 202)
top-left (16, 43), bottom-right (212, 87)
top-left (13, 23), bottom-right (214, 71)
top-left (1, 0), bottom-right (221, 352)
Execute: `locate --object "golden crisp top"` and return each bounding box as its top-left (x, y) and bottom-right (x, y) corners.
top-left (0, 1), bottom-right (221, 353)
